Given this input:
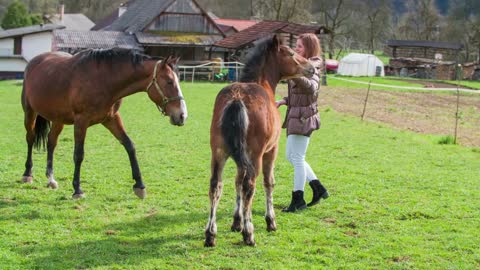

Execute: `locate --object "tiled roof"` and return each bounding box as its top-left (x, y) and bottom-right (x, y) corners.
top-left (214, 19), bottom-right (259, 32)
top-left (49, 14), bottom-right (95, 31)
top-left (135, 32), bottom-right (223, 46)
top-left (387, 40), bottom-right (464, 50)
top-left (0, 24), bottom-right (65, 39)
top-left (53, 30), bottom-right (142, 50)
top-left (214, 20), bottom-right (329, 49)
top-left (105, 0), bottom-right (172, 32)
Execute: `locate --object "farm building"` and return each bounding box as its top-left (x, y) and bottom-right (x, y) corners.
top-left (337, 53), bottom-right (384, 77)
top-left (0, 24), bottom-right (65, 79)
top-left (89, 0), bottom-right (227, 61)
top-left (213, 20), bottom-right (329, 60)
top-left (384, 39), bottom-right (472, 80)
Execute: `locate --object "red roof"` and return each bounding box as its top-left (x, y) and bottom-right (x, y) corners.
top-left (214, 20), bottom-right (329, 49)
top-left (214, 19), bottom-right (259, 32)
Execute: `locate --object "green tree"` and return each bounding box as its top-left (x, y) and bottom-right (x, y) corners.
top-left (1, 0), bottom-right (31, 29)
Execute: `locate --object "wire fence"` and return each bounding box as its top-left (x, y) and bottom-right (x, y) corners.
top-left (326, 76), bottom-right (480, 146)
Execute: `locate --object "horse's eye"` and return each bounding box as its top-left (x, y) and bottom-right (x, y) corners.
top-left (167, 80), bottom-right (174, 85)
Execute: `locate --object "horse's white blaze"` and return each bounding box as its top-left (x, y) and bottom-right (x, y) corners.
top-left (174, 72), bottom-right (188, 118)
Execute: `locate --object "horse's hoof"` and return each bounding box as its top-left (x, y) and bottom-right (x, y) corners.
top-left (266, 216), bottom-right (277, 232)
top-left (47, 181), bottom-right (58, 189)
top-left (133, 187), bottom-right (146, 199)
top-left (72, 193), bottom-right (85, 199)
top-left (204, 237), bottom-right (216, 247)
top-left (22, 176), bottom-right (33, 183)
top-left (231, 223), bottom-right (242, 232)
top-left (244, 239), bottom-right (256, 247)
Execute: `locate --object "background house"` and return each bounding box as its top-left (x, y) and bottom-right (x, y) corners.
top-left (0, 24), bottom-right (65, 79)
top-left (94, 0), bottom-right (226, 62)
top-left (46, 4), bottom-right (95, 31)
top-left (214, 20), bottom-right (329, 62)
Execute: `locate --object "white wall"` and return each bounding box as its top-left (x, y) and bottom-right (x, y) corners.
top-left (0, 39), bottom-right (14, 56)
top-left (22, 32), bottom-right (53, 61)
top-left (0, 57), bottom-right (27, 71)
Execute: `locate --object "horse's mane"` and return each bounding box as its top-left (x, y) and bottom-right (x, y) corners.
top-left (240, 36), bottom-right (276, 83)
top-left (76, 48), bottom-right (151, 66)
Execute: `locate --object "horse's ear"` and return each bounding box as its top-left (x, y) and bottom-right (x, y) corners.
top-left (272, 34), bottom-right (281, 51)
top-left (168, 56), bottom-right (180, 67)
top-left (161, 56), bottom-right (172, 68)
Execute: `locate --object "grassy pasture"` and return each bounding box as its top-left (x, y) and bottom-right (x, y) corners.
top-left (0, 80), bottom-right (479, 269)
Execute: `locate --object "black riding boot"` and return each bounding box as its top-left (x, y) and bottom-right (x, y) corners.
top-left (307, 179), bottom-right (329, 207)
top-left (282, 190), bottom-right (307, 212)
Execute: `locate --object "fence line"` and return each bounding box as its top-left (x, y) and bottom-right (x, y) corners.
top-left (325, 76), bottom-right (480, 145)
top-left (178, 61), bottom-right (244, 83)
top-left (327, 76), bottom-right (480, 94)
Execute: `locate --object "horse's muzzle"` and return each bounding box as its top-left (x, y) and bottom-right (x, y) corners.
top-left (303, 66), bottom-right (315, 78)
top-left (170, 112), bottom-right (187, 126)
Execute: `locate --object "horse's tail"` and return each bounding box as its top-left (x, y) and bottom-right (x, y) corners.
top-left (33, 115), bottom-right (51, 151)
top-left (220, 100), bottom-right (255, 180)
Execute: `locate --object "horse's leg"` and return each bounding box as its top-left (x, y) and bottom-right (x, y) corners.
top-left (231, 189), bottom-right (242, 232)
top-left (72, 120), bottom-right (88, 199)
top-left (45, 122), bottom-right (64, 189)
top-left (263, 147), bottom-right (278, 232)
top-left (21, 109), bottom-right (36, 183)
top-left (204, 151), bottom-right (227, 247)
top-left (241, 156), bottom-right (260, 246)
top-left (102, 113), bottom-right (146, 198)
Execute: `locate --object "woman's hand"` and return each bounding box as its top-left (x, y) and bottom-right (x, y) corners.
top-left (275, 99), bottom-right (287, 108)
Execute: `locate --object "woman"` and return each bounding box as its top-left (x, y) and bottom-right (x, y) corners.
top-left (276, 33), bottom-right (329, 212)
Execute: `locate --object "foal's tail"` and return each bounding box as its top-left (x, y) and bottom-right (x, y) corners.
top-left (220, 100), bottom-right (255, 180)
top-left (33, 115), bottom-right (51, 151)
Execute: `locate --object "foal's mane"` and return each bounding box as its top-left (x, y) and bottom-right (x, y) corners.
top-left (240, 36), bottom-right (277, 83)
top-left (76, 48), bottom-right (151, 66)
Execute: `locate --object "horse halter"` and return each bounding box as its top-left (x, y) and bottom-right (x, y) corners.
top-left (146, 60), bottom-right (184, 115)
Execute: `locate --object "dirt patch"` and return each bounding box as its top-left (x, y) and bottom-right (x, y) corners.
top-left (278, 84), bottom-right (480, 147)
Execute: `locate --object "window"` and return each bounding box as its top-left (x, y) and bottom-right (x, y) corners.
top-left (13, 37), bottom-right (22, 55)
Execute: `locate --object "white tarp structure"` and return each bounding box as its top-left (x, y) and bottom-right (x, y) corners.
top-left (337, 53), bottom-right (385, 76)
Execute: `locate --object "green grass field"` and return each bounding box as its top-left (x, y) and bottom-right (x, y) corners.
top-left (1, 80), bottom-right (479, 269)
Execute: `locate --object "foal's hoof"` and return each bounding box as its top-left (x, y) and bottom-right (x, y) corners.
top-left (265, 216), bottom-right (277, 232)
top-left (204, 238), bottom-right (216, 247)
top-left (22, 176), bottom-right (33, 184)
top-left (72, 193), bottom-right (85, 199)
top-left (46, 181), bottom-right (58, 189)
top-left (133, 187), bottom-right (146, 199)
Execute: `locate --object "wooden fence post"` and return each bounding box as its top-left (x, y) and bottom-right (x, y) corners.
top-left (361, 80), bottom-right (372, 121)
top-left (454, 84), bottom-right (460, 145)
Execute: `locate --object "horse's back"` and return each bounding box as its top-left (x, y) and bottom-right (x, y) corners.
top-left (212, 82), bottom-right (281, 152)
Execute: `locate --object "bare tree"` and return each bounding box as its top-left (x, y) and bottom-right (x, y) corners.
top-left (251, 0), bottom-right (312, 23)
top-left (397, 0), bottom-right (442, 41)
top-left (359, 0), bottom-right (392, 54)
top-left (314, 0), bottom-right (355, 58)
top-left (444, 0), bottom-right (480, 62)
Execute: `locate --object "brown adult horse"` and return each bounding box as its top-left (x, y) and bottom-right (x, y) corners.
top-left (205, 35), bottom-right (314, 246)
top-left (21, 48), bottom-right (187, 199)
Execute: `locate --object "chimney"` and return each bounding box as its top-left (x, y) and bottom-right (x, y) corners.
top-left (119, 3), bottom-right (127, 17)
top-left (59, 4), bottom-right (65, 21)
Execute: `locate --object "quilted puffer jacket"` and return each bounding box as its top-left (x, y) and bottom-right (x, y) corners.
top-left (281, 56), bottom-right (321, 136)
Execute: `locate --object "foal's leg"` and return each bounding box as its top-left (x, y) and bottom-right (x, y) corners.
top-left (102, 113), bottom-right (146, 199)
top-left (241, 156), bottom-right (261, 246)
top-left (21, 110), bottom-right (37, 183)
top-left (263, 147), bottom-right (278, 232)
top-left (205, 151), bottom-right (227, 247)
top-left (45, 122), bottom-right (64, 189)
top-left (72, 119), bottom-right (88, 199)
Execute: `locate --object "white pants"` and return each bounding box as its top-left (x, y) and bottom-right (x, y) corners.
top-left (286, 134), bottom-right (318, 191)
